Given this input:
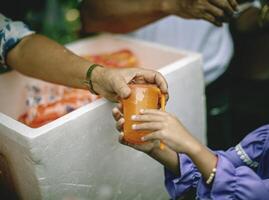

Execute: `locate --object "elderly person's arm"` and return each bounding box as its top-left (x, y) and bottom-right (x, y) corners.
top-left (7, 34), bottom-right (95, 90)
top-left (2, 14), bottom-right (168, 101)
top-left (81, 0), bottom-right (238, 33)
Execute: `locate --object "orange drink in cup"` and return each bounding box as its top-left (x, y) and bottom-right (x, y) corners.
top-left (122, 84), bottom-right (166, 145)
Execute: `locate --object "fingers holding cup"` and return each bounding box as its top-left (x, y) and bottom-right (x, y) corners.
top-left (116, 118), bottom-right (125, 132)
top-left (141, 131), bottom-right (163, 142)
top-left (112, 103), bottom-right (123, 121)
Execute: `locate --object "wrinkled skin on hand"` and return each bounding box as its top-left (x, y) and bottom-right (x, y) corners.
top-left (92, 67), bottom-right (168, 102)
top-left (170, 0), bottom-right (238, 26)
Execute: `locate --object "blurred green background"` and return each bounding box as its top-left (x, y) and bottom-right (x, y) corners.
top-left (25, 0), bottom-right (82, 44)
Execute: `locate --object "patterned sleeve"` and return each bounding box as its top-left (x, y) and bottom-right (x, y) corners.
top-left (0, 13), bottom-right (35, 71)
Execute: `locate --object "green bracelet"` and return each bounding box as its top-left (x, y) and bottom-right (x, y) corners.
top-left (84, 64), bottom-right (103, 95)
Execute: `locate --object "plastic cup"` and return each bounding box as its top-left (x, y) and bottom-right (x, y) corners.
top-left (122, 84), bottom-right (166, 144)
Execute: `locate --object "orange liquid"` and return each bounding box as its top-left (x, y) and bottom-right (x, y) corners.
top-left (122, 84), bottom-right (165, 144)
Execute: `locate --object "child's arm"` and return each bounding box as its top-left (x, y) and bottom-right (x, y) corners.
top-left (113, 105), bottom-right (269, 199)
top-left (113, 104), bottom-right (216, 179)
top-left (133, 109), bottom-right (217, 181)
top-left (131, 110), bottom-right (269, 199)
top-left (114, 104), bottom-right (203, 198)
top-left (118, 131), bottom-right (179, 175)
top-left (149, 145), bottom-right (179, 175)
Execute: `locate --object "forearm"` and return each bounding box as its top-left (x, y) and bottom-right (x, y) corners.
top-left (186, 140), bottom-right (217, 181)
top-left (7, 34), bottom-right (92, 89)
top-left (81, 0), bottom-right (173, 33)
top-left (148, 146), bottom-right (179, 176)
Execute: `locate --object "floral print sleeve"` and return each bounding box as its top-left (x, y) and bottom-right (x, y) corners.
top-left (0, 13), bottom-right (35, 72)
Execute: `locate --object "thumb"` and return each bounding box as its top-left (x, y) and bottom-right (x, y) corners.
top-left (113, 77), bottom-right (131, 99)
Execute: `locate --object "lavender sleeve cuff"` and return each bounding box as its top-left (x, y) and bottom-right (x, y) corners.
top-left (164, 153), bottom-right (201, 200)
top-left (197, 152), bottom-right (269, 200)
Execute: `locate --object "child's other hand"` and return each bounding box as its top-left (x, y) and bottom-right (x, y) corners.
top-left (112, 103), bottom-right (159, 154)
top-left (132, 109), bottom-right (198, 154)
top-left (112, 103), bottom-right (124, 132)
top-left (118, 132), bottom-right (160, 154)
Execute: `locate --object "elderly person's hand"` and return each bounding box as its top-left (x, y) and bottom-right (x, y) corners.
top-left (91, 67), bottom-right (168, 101)
top-left (169, 0), bottom-right (238, 26)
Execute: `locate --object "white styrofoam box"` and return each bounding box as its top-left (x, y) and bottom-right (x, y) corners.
top-left (0, 34), bottom-right (205, 200)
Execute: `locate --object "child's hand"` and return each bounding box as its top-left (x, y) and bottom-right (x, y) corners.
top-left (118, 132), bottom-right (161, 155)
top-left (132, 109), bottom-right (199, 154)
top-left (112, 103), bottom-right (124, 132)
top-left (112, 103), bottom-right (160, 154)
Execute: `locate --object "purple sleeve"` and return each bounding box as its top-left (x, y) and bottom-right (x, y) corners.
top-left (197, 125), bottom-right (269, 199)
top-left (197, 154), bottom-right (269, 200)
top-left (164, 125), bottom-right (269, 199)
top-left (164, 153), bottom-right (201, 199)
top-left (222, 125), bottom-right (269, 169)
top-left (238, 125), bottom-right (269, 166)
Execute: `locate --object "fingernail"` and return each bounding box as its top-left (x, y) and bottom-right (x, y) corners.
top-left (112, 108), bottom-right (117, 113)
top-left (120, 132), bottom-right (124, 136)
top-left (131, 115), bottom-right (137, 120)
top-left (141, 137), bottom-right (145, 141)
top-left (132, 124), bottom-right (137, 130)
top-left (140, 109), bottom-right (144, 113)
top-left (122, 88), bottom-right (131, 99)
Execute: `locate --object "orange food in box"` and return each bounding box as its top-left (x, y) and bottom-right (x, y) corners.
top-left (83, 49), bottom-right (139, 68)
